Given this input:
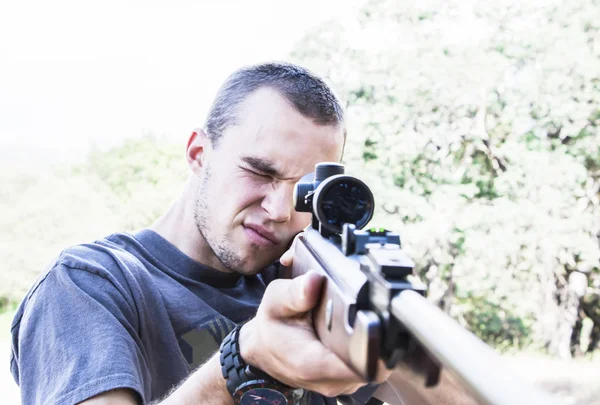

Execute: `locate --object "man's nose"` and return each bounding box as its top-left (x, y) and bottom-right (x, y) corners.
top-left (261, 182), bottom-right (293, 223)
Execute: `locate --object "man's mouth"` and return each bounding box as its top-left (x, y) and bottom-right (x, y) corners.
top-left (243, 224), bottom-right (279, 246)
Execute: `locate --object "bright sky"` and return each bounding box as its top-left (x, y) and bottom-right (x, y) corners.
top-left (0, 0), bottom-right (364, 165)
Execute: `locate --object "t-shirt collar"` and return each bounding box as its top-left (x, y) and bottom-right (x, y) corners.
top-left (133, 229), bottom-right (243, 288)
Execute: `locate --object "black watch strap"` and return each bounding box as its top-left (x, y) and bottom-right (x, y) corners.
top-left (219, 325), bottom-right (248, 394)
top-left (220, 325), bottom-right (304, 404)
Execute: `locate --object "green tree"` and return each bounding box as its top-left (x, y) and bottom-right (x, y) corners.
top-left (291, 0), bottom-right (600, 356)
top-left (0, 136), bottom-right (187, 302)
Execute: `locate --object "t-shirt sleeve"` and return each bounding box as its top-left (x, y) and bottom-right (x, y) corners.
top-left (10, 263), bottom-right (150, 405)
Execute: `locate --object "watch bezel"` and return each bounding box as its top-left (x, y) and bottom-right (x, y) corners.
top-left (233, 379), bottom-right (302, 405)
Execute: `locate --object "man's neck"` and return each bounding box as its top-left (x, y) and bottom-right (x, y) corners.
top-left (149, 183), bottom-right (231, 273)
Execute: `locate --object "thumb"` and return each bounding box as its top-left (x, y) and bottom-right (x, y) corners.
top-left (279, 232), bottom-right (303, 267)
top-left (263, 270), bottom-right (325, 319)
top-left (279, 247), bottom-right (294, 267)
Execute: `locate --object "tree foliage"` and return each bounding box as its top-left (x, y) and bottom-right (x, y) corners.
top-left (291, 0), bottom-right (600, 357)
top-left (2, 0), bottom-right (599, 360)
top-left (0, 137), bottom-right (186, 302)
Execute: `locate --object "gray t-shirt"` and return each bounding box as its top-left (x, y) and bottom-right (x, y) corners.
top-left (10, 229), bottom-right (377, 405)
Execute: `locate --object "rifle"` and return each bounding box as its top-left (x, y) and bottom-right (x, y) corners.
top-left (282, 162), bottom-right (560, 405)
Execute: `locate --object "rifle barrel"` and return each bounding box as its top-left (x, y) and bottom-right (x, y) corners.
top-left (391, 290), bottom-right (562, 405)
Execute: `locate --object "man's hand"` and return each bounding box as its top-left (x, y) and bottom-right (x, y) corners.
top-left (240, 232), bottom-right (392, 398)
top-left (239, 270), bottom-right (371, 398)
top-left (278, 233), bottom-right (299, 268)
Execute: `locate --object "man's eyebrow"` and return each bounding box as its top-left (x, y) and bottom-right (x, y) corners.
top-left (240, 156), bottom-right (283, 178)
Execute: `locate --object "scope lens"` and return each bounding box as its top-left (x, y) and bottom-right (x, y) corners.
top-left (315, 177), bottom-right (374, 233)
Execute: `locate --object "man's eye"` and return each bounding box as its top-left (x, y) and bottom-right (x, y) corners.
top-left (249, 169), bottom-right (271, 179)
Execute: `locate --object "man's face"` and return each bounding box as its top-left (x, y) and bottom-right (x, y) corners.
top-left (194, 88), bottom-right (344, 275)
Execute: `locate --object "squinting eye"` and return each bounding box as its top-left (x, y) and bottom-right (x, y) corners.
top-left (249, 170), bottom-right (271, 179)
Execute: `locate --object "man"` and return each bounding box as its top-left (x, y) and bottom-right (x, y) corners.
top-left (10, 62), bottom-right (388, 405)
top-left (10, 62), bottom-right (471, 405)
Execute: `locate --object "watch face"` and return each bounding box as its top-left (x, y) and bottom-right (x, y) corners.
top-left (240, 387), bottom-right (288, 405)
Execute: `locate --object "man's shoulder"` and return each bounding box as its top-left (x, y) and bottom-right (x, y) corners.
top-left (13, 232), bottom-right (149, 331)
top-left (57, 231), bottom-right (144, 275)
top-left (21, 232), bottom-right (147, 307)
top-left (10, 232), bottom-right (155, 403)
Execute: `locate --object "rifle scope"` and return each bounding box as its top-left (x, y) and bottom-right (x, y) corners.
top-left (293, 163), bottom-right (375, 234)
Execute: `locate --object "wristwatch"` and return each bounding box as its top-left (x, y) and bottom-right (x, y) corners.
top-left (220, 325), bottom-right (305, 405)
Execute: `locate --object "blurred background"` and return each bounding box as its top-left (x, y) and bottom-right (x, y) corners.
top-left (1, 0), bottom-right (599, 404)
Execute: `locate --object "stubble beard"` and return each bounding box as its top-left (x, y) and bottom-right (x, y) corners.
top-left (193, 167), bottom-right (257, 274)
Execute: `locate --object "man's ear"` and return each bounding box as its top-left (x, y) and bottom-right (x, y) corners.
top-left (186, 129), bottom-right (211, 177)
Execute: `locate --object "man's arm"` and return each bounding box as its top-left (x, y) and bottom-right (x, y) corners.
top-left (77, 270), bottom-right (477, 405)
top-left (77, 357), bottom-right (478, 405)
top-left (158, 353), bottom-right (232, 405)
top-left (78, 271), bottom-right (371, 405)
top-left (78, 353), bottom-right (232, 405)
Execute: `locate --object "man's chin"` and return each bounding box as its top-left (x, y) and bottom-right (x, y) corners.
top-left (235, 267), bottom-right (263, 277)
top-left (233, 254), bottom-right (279, 276)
